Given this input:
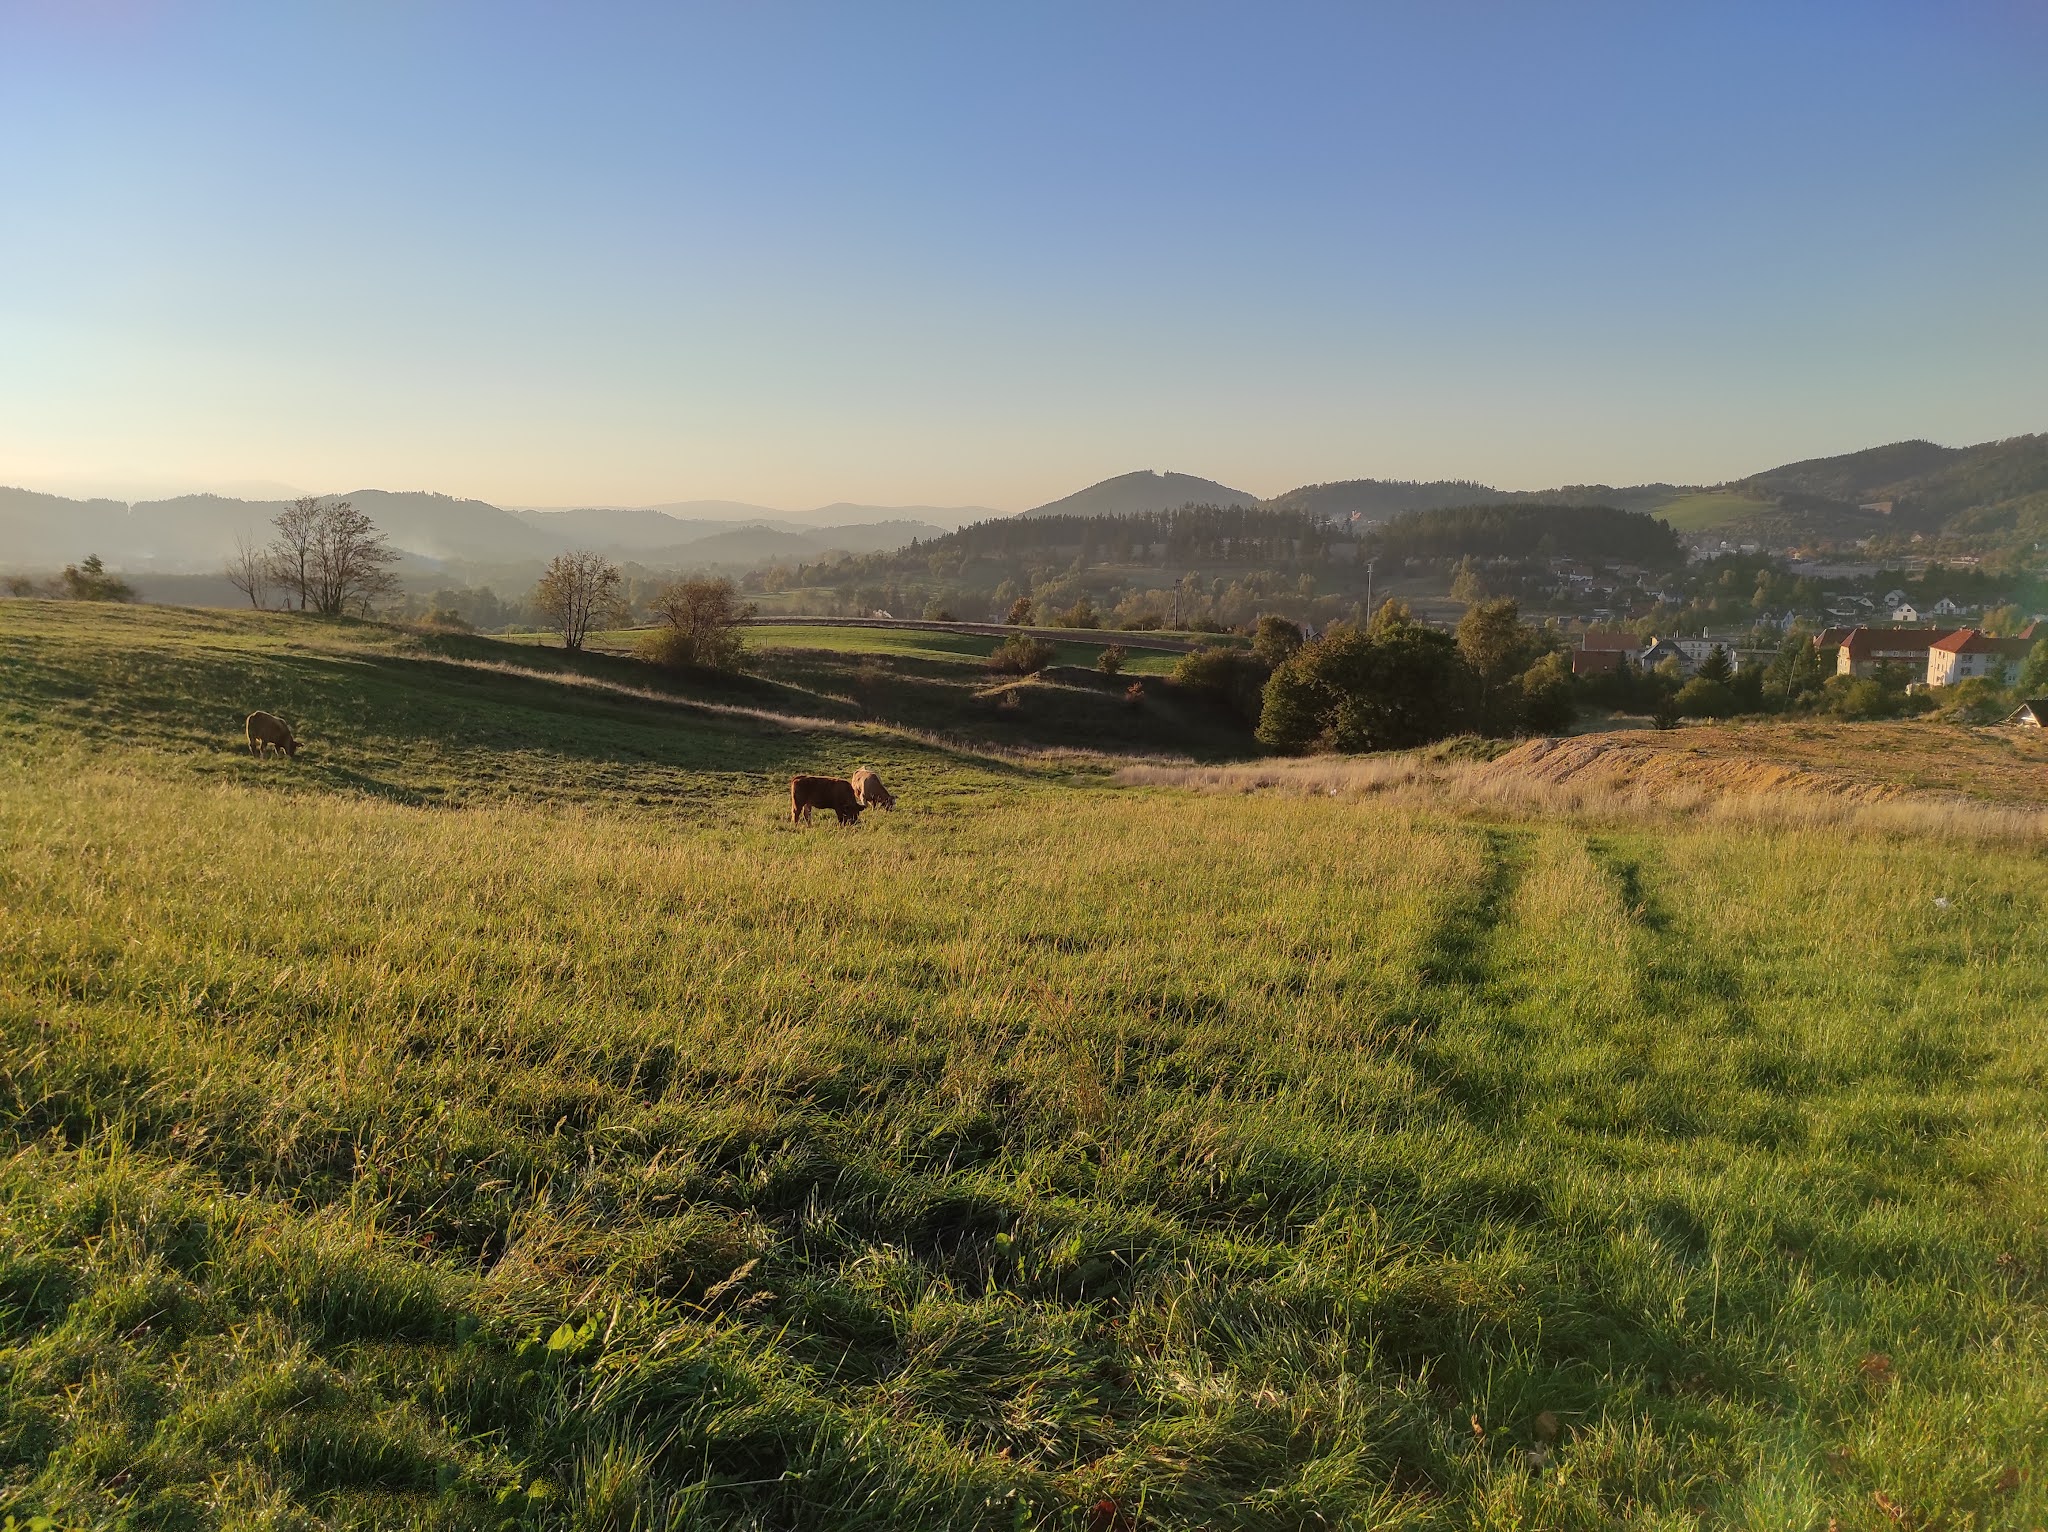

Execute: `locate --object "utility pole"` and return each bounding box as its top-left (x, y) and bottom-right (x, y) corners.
top-left (1365, 558), bottom-right (1376, 623)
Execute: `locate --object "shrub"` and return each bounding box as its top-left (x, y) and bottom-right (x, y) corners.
top-left (1674, 677), bottom-right (1737, 718)
top-left (1833, 678), bottom-right (1901, 721)
top-left (922, 600), bottom-right (956, 622)
top-left (987, 635), bottom-right (1055, 675)
top-left (1124, 681), bottom-right (1144, 708)
top-left (2021, 638), bottom-right (2048, 696)
top-left (1096, 645), bottom-right (1127, 676)
top-left (1518, 652), bottom-right (1576, 733)
top-left (1942, 676), bottom-right (2011, 724)
top-left (641, 577), bottom-right (753, 672)
top-left (1051, 597), bottom-right (1100, 629)
top-left (1005, 597), bottom-right (1034, 625)
top-left (1172, 645), bottom-right (1270, 725)
top-left (60, 554), bottom-right (134, 603)
top-left (1256, 621), bottom-right (1474, 753)
top-left (1252, 615), bottom-right (1304, 668)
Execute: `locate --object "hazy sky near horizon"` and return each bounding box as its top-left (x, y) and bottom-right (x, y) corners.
top-left (3, 2), bottom-right (2045, 511)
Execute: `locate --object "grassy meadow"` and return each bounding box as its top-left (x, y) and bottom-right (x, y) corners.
top-left (738, 625), bottom-right (1188, 676)
top-left (1641, 494), bottom-right (1777, 534)
top-left (0, 600), bottom-right (2044, 1529)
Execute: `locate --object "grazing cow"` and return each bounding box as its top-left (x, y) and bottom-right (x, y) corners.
top-left (790, 774), bottom-right (864, 825)
top-left (245, 711), bottom-right (300, 758)
top-left (849, 767), bottom-right (895, 810)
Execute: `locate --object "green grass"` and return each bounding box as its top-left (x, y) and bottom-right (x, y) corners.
top-left (1646, 492), bottom-right (1777, 533)
top-left (738, 625), bottom-right (1186, 676)
top-left (0, 599), bottom-right (2044, 1530)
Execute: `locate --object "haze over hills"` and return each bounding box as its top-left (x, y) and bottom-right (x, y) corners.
top-left (533, 501), bottom-right (1002, 532)
top-left (0, 488), bottom-right (954, 574)
top-left (4, 431), bottom-right (2046, 582)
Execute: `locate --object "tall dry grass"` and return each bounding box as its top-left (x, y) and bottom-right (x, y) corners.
top-left (1117, 749), bottom-right (2048, 845)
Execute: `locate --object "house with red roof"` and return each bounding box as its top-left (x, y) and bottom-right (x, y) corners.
top-left (1834, 628), bottom-right (1946, 679)
top-left (1926, 628), bottom-right (2039, 687)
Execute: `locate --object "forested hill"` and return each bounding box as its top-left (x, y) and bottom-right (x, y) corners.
top-left (1373, 503), bottom-right (1684, 563)
top-left (1722, 432), bottom-right (2048, 545)
top-left (919, 504), bottom-right (1342, 565)
top-left (806, 501), bottom-right (1682, 581)
top-left (1262, 478), bottom-right (1497, 518)
top-left (1020, 470), bottom-right (1259, 518)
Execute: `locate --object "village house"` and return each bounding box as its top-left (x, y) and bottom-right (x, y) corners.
top-left (1572, 630), bottom-right (1636, 676)
top-left (1638, 637), bottom-right (1689, 672)
top-left (1932, 597), bottom-right (1966, 617)
top-left (1926, 629), bottom-right (2037, 687)
top-left (1890, 603), bottom-right (1920, 623)
top-left (1835, 627), bottom-right (1945, 678)
top-left (1670, 636), bottom-right (1740, 670)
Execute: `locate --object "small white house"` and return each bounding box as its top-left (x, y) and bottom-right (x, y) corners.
top-left (1883, 589), bottom-right (1909, 606)
top-left (1891, 603), bottom-right (1920, 623)
top-left (1933, 597), bottom-right (1965, 617)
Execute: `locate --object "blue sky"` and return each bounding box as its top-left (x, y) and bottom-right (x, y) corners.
top-left (2, 1), bottom-right (2043, 509)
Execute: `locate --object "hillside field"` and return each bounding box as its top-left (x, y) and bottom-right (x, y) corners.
top-left (0, 601), bottom-right (2043, 1529)
top-left (738, 625), bottom-right (1186, 676)
top-left (1640, 493), bottom-right (1777, 533)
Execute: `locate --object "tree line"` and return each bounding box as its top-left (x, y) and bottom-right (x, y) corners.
top-left (1366, 504), bottom-right (1683, 564)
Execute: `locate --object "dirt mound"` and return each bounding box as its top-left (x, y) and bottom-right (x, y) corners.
top-left (1473, 733), bottom-right (1905, 804)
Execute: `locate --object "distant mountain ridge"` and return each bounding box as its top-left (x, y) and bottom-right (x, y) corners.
top-left (0, 488), bottom-right (954, 572)
top-left (6, 430), bottom-right (2045, 577)
top-left (1020, 470), bottom-right (1259, 519)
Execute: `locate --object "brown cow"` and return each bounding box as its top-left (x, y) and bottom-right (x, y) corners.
top-left (245, 711), bottom-right (300, 758)
top-left (849, 767), bottom-right (895, 810)
top-left (790, 774), bottom-right (863, 825)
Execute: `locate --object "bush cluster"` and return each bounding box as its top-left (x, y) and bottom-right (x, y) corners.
top-left (987, 634), bottom-right (1055, 675)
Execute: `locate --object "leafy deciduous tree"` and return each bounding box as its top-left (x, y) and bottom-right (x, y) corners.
top-left (306, 500), bottom-right (401, 616)
top-left (641, 575), bottom-right (752, 671)
top-left (535, 552), bottom-right (625, 653)
top-left (1456, 598), bottom-right (1539, 737)
top-left (1257, 618), bottom-right (1475, 754)
top-left (1252, 615), bottom-right (1304, 668)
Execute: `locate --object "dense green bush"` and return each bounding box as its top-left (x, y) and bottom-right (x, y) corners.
top-left (1251, 614), bottom-right (1304, 668)
top-left (1257, 620), bottom-right (1474, 753)
top-left (1171, 645), bottom-right (1270, 724)
top-left (1519, 651), bottom-right (1577, 733)
top-left (640, 576), bottom-right (752, 672)
top-left (987, 634), bottom-right (1055, 675)
top-left (1674, 676), bottom-right (1738, 718)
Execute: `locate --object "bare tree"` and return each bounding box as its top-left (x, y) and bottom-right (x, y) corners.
top-left (269, 497), bottom-right (322, 610)
top-left (305, 499), bottom-right (399, 615)
top-left (533, 551), bottom-right (624, 652)
top-left (225, 533), bottom-right (271, 608)
top-left (641, 576), bottom-right (754, 671)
